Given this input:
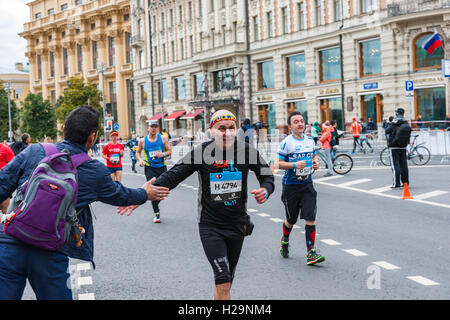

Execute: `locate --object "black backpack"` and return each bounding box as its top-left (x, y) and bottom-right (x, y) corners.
top-left (391, 122), bottom-right (411, 147)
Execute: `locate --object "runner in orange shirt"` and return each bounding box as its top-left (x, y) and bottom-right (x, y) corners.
top-left (351, 117), bottom-right (362, 154)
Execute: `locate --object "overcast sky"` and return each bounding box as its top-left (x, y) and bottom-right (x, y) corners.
top-left (0, 1), bottom-right (29, 71)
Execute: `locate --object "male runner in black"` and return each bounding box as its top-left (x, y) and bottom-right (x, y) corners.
top-left (117, 109), bottom-right (274, 300)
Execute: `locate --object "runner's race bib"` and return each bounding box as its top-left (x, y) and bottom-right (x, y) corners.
top-left (110, 154), bottom-right (120, 164)
top-left (210, 171), bottom-right (242, 202)
top-left (149, 148), bottom-right (162, 160)
top-left (295, 159), bottom-right (313, 181)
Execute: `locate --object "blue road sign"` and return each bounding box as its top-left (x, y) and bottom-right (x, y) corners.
top-left (113, 123), bottom-right (120, 131)
top-left (405, 81), bottom-right (414, 92)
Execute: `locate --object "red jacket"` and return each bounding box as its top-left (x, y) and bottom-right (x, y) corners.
top-left (319, 126), bottom-right (334, 149)
top-left (0, 143), bottom-right (14, 170)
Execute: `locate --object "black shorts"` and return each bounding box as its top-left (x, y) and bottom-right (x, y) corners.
top-left (144, 165), bottom-right (167, 181)
top-left (281, 183), bottom-right (317, 224)
top-left (199, 224), bottom-right (245, 285)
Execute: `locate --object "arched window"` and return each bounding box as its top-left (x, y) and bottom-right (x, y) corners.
top-left (413, 33), bottom-right (444, 71)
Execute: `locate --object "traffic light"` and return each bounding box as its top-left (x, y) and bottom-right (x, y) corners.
top-left (105, 119), bottom-right (113, 132)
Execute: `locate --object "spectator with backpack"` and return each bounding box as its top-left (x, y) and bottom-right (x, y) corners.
top-left (385, 108), bottom-right (411, 189)
top-left (10, 133), bottom-right (31, 156)
top-left (0, 106), bottom-right (170, 300)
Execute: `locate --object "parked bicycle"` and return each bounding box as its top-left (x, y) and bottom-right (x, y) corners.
top-left (379, 134), bottom-right (431, 166)
top-left (315, 147), bottom-right (353, 175)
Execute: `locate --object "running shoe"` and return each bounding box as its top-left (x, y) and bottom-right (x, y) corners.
top-left (153, 213), bottom-right (161, 223)
top-left (306, 249), bottom-right (325, 265)
top-left (280, 238), bottom-right (289, 258)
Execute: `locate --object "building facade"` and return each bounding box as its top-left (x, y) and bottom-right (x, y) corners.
top-left (20, 0), bottom-right (136, 138)
top-left (133, 0), bottom-right (450, 136)
top-left (0, 63), bottom-right (31, 109)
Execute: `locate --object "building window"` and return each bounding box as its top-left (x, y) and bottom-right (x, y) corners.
top-left (161, 12), bottom-right (165, 28)
top-left (180, 38), bottom-right (185, 60)
top-left (199, 0), bottom-right (202, 15)
top-left (124, 14), bottom-right (129, 21)
top-left (189, 35), bottom-right (194, 57)
top-left (359, 38), bottom-right (381, 77)
top-left (75, 0), bottom-right (82, 5)
top-left (109, 81), bottom-right (118, 120)
top-left (210, 0), bottom-right (214, 12)
top-left (267, 11), bottom-right (273, 38)
top-left (77, 44), bottom-right (83, 72)
top-left (157, 80), bottom-right (168, 103)
top-left (298, 2), bottom-right (305, 30)
top-left (49, 52), bottom-right (55, 77)
top-left (171, 41), bottom-right (175, 62)
top-left (286, 53), bottom-right (306, 86)
top-left (413, 33), bottom-right (444, 71)
top-left (194, 73), bottom-right (204, 97)
top-left (179, 5), bottom-right (183, 24)
top-left (253, 16), bottom-right (259, 40)
top-left (319, 47), bottom-right (341, 82)
top-left (107, 18), bottom-right (112, 26)
top-left (257, 60), bottom-right (275, 90)
top-left (63, 47), bottom-right (69, 75)
top-left (316, 0), bottom-right (322, 26)
top-left (35, 12), bottom-right (41, 19)
top-left (37, 55), bottom-right (42, 80)
top-left (127, 79), bottom-right (136, 135)
top-left (361, 0), bottom-right (374, 13)
top-left (140, 83), bottom-right (148, 106)
top-left (361, 93), bottom-right (383, 123)
top-left (169, 9), bottom-right (173, 26)
top-left (213, 68), bottom-right (239, 92)
top-left (188, 2), bottom-right (193, 20)
top-left (282, 7), bottom-right (289, 34)
top-left (162, 44), bottom-right (167, 64)
top-left (108, 37), bottom-right (115, 66)
top-left (334, 0), bottom-right (341, 21)
top-left (125, 32), bottom-right (132, 64)
top-left (61, 4), bottom-right (68, 11)
top-left (415, 87), bottom-right (446, 128)
top-left (48, 8), bottom-right (54, 15)
top-left (175, 77), bottom-right (186, 101)
top-left (320, 97), bottom-right (344, 130)
top-left (286, 100), bottom-right (308, 124)
top-left (257, 103), bottom-right (276, 132)
top-left (92, 40), bottom-right (98, 69)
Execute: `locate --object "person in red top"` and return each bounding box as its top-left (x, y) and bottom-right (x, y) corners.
top-left (319, 122), bottom-right (334, 177)
top-left (0, 142), bottom-right (15, 213)
top-left (102, 131), bottom-right (124, 182)
top-left (351, 117), bottom-right (362, 154)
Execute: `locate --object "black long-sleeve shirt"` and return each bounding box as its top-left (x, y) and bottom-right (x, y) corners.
top-left (154, 139), bottom-right (275, 228)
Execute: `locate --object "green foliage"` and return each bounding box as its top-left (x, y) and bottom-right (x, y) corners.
top-left (21, 93), bottom-right (57, 142)
top-left (0, 81), bottom-right (18, 142)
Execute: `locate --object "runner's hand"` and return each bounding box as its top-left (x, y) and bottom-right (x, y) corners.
top-left (251, 188), bottom-right (268, 204)
top-left (312, 158), bottom-right (320, 170)
top-left (143, 177), bottom-right (170, 201)
top-left (296, 161), bottom-right (306, 169)
top-left (139, 160), bottom-right (146, 167)
top-left (155, 151), bottom-right (164, 158)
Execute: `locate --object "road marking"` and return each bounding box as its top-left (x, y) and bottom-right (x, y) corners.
top-left (293, 225), bottom-right (300, 229)
top-left (78, 293), bottom-right (95, 300)
top-left (270, 218), bottom-right (284, 223)
top-left (320, 239), bottom-right (342, 246)
top-left (78, 277), bottom-right (93, 286)
top-left (76, 263), bottom-right (91, 271)
top-left (337, 178), bottom-right (372, 187)
top-left (372, 261), bottom-right (400, 270)
top-left (248, 209), bottom-right (258, 213)
top-left (407, 276), bottom-right (439, 286)
top-left (257, 213), bottom-right (270, 217)
top-left (343, 249), bottom-right (368, 256)
top-left (191, 187), bottom-right (198, 191)
top-left (314, 175), bottom-right (345, 182)
top-left (369, 185), bottom-right (392, 193)
top-left (414, 190), bottom-right (448, 200)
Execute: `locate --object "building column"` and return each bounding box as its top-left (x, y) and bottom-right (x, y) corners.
top-left (54, 48), bottom-right (63, 99)
top-left (40, 50), bottom-right (49, 99)
top-left (114, 32), bottom-right (130, 138)
top-left (98, 35), bottom-right (108, 67)
top-left (81, 40), bottom-right (91, 80)
top-left (25, 51), bottom-right (37, 93)
top-left (68, 44), bottom-right (77, 77)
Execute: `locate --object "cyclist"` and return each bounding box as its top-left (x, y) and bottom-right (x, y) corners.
top-left (136, 121), bottom-right (172, 223)
top-left (118, 109), bottom-right (275, 300)
top-left (102, 131), bottom-right (124, 182)
top-left (275, 111), bottom-right (324, 265)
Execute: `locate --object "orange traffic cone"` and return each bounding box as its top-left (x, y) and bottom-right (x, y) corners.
top-left (401, 182), bottom-right (413, 200)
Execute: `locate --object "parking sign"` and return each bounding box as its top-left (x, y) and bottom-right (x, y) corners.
top-left (405, 81), bottom-right (414, 92)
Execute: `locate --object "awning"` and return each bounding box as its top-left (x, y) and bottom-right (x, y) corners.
top-left (180, 109), bottom-right (204, 120)
top-left (148, 112), bottom-right (167, 121)
top-left (164, 110), bottom-right (186, 121)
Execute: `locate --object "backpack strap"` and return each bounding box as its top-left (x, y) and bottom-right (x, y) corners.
top-left (41, 143), bottom-right (59, 156)
top-left (71, 152), bottom-right (92, 168)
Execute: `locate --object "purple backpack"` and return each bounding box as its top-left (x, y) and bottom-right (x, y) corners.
top-left (4, 143), bottom-right (91, 251)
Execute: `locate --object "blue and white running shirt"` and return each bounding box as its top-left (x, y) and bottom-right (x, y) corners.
top-left (278, 135), bottom-right (316, 185)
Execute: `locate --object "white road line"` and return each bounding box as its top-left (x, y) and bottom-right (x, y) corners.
top-left (76, 263), bottom-right (91, 271)
top-left (407, 276), bottom-right (440, 286)
top-left (191, 187), bottom-right (198, 191)
top-left (293, 225), bottom-right (300, 229)
top-left (270, 218), bottom-right (284, 223)
top-left (248, 209), bottom-right (258, 213)
top-left (343, 249), bottom-right (368, 256)
top-left (372, 261), bottom-right (400, 270)
top-left (78, 277), bottom-right (93, 286)
top-left (314, 175), bottom-right (345, 182)
top-left (337, 178), bottom-right (372, 187)
top-left (320, 239), bottom-right (342, 246)
top-left (414, 190), bottom-right (448, 200)
top-left (257, 213), bottom-right (270, 217)
top-left (78, 293), bottom-right (95, 300)
top-left (369, 185), bottom-right (392, 193)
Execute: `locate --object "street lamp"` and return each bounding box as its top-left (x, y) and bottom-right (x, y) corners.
top-left (5, 82), bottom-right (13, 142)
top-left (98, 63), bottom-right (108, 143)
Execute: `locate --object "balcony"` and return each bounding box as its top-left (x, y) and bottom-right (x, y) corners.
top-left (131, 35), bottom-right (144, 48)
top-left (33, 79), bottom-right (42, 88)
top-left (104, 66), bottom-right (115, 76)
top-left (87, 69), bottom-right (99, 80)
top-left (387, 0), bottom-right (450, 17)
top-left (192, 42), bottom-right (247, 64)
top-left (120, 63), bottom-right (133, 74)
top-left (59, 75), bottom-right (68, 84)
top-left (46, 77), bottom-right (55, 85)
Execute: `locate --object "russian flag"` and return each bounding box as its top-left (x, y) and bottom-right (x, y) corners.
top-left (423, 32), bottom-right (443, 54)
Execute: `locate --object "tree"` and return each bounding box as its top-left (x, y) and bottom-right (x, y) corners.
top-left (21, 93), bottom-right (57, 142)
top-left (0, 81), bottom-right (19, 142)
top-left (55, 77), bottom-right (104, 134)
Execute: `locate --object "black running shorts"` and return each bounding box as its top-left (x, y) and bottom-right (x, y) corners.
top-left (281, 183), bottom-right (317, 224)
top-left (199, 224), bottom-right (245, 285)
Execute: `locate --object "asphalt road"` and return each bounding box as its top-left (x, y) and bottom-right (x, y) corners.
top-left (21, 151), bottom-right (450, 300)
